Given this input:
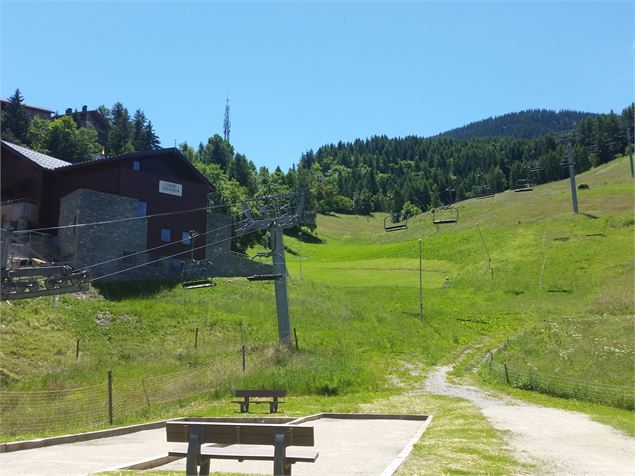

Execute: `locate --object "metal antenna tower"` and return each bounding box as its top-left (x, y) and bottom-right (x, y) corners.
top-left (223, 97), bottom-right (231, 143)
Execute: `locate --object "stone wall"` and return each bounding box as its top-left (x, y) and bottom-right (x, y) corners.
top-left (206, 212), bottom-right (273, 277)
top-left (58, 189), bottom-right (149, 280)
top-left (56, 195), bottom-right (272, 282)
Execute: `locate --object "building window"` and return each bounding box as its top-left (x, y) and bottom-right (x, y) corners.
top-left (137, 201), bottom-right (147, 217)
top-left (181, 231), bottom-right (192, 245)
top-left (132, 160), bottom-right (141, 171)
top-left (161, 228), bottom-right (171, 242)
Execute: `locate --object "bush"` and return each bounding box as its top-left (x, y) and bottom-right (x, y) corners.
top-left (332, 195), bottom-right (354, 214)
top-left (401, 201), bottom-right (422, 219)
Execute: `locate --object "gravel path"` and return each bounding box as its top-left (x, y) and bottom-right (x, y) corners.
top-left (421, 365), bottom-right (635, 475)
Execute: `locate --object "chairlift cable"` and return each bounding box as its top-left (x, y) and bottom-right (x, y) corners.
top-left (13, 199), bottom-right (251, 234)
top-left (82, 220), bottom-right (238, 271)
top-left (14, 205), bottom-right (203, 234)
top-left (90, 223), bottom-right (270, 282)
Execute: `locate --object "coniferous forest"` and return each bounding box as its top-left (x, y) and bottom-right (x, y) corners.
top-left (296, 106), bottom-right (633, 217)
top-left (2, 89), bottom-right (632, 221)
top-left (439, 109), bottom-right (597, 140)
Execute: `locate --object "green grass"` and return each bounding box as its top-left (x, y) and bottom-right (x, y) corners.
top-left (362, 394), bottom-right (531, 475)
top-left (480, 316), bottom-right (634, 409)
top-left (1, 155), bottom-right (633, 469)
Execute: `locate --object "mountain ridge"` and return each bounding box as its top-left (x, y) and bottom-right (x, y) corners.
top-left (438, 109), bottom-right (599, 140)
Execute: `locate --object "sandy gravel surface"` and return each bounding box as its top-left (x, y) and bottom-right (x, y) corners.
top-left (421, 365), bottom-right (635, 475)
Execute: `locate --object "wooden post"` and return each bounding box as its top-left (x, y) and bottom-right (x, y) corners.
top-left (107, 370), bottom-right (113, 425)
top-left (241, 345), bottom-right (246, 372)
top-left (194, 327), bottom-right (199, 349)
top-left (75, 339), bottom-right (80, 360)
top-left (294, 327), bottom-right (299, 351)
top-left (504, 363), bottom-right (510, 386)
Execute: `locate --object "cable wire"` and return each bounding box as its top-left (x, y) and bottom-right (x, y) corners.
top-left (13, 201), bottom-right (239, 234)
top-left (13, 191), bottom-right (302, 235)
top-left (83, 219), bottom-right (239, 271)
top-left (90, 222), bottom-right (270, 282)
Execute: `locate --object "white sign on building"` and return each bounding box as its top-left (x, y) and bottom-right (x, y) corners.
top-left (159, 180), bottom-right (182, 197)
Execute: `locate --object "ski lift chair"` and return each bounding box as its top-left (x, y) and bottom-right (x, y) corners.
top-left (432, 206), bottom-right (459, 224)
top-left (246, 273), bottom-right (284, 281)
top-left (384, 214), bottom-right (408, 232)
top-left (181, 260), bottom-right (215, 289)
top-left (474, 185), bottom-right (495, 199)
top-left (514, 179), bottom-right (534, 192)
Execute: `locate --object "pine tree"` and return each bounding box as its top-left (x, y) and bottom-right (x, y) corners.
top-left (107, 102), bottom-right (133, 155)
top-left (144, 121), bottom-right (160, 149)
top-left (132, 109), bottom-right (147, 151)
top-left (1, 88), bottom-right (31, 144)
top-left (200, 134), bottom-right (234, 170)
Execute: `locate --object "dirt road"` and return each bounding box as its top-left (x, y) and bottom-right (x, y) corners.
top-left (422, 365), bottom-right (635, 475)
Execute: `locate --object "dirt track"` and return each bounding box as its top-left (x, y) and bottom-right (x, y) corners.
top-left (422, 365), bottom-right (635, 475)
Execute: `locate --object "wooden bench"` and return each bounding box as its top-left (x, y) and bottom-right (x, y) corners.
top-left (166, 419), bottom-right (318, 476)
top-left (232, 389), bottom-right (286, 413)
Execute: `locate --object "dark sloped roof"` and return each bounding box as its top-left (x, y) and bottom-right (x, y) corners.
top-left (0, 100), bottom-right (54, 114)
top-left (1, 140), bottom-right (72, 170)
top-left (57, 148), bottom-right (213, 190)
top-left (2, 141), bottom-right (213, 191)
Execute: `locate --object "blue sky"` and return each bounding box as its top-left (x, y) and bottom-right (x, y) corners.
top-left (1, 1), bottom-right (633, 170)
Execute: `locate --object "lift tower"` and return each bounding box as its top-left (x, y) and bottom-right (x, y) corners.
top-left (237, 193), bottom-right (305, 346)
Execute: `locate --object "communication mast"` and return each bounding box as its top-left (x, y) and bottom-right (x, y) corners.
top-left (223, 97), bottom-right (231, 143)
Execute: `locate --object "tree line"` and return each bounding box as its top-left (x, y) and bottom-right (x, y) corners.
top-left (3, 88), bottom-right (631, 226)
top-left (295, 105), bottom-right (633, 218)
top-left (1, 89), bottom-right (160, 162)
top-left (440, 109), bottom-right (598, 140)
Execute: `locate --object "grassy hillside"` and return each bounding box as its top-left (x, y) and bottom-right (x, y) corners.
top-left (0, 155), bottom-right (633, 441)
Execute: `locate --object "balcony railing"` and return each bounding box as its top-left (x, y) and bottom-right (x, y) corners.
top-left (1, 199), bottom-right (39, 225)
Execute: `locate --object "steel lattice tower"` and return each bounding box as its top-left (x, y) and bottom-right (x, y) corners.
top-left (223, 97), bottom-right (231, 142)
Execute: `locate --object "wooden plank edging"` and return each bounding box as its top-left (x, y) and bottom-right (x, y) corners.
top-left (0, 420), bottom-right (166, 453)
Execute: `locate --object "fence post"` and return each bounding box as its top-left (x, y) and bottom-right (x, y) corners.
top-left (141, 377), bottom-right (151, 407)
top-left (107, 370), bottom-right (113, 425)
top-left (241, 345), bottom-right (246, 373)
top-left (294, 327), bottom-right (299, 351)
top-left (504, 363), bottom-right (510, 386)
top-left (194, 327), bottom-right (199, 349)
top-left (75, 339), bottom-right (80, 360)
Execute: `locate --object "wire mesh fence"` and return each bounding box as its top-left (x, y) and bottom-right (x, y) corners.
top-left (0, 343), bottom-right (280, 437)
top-left (486, 358), bottom-right (635, 410)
